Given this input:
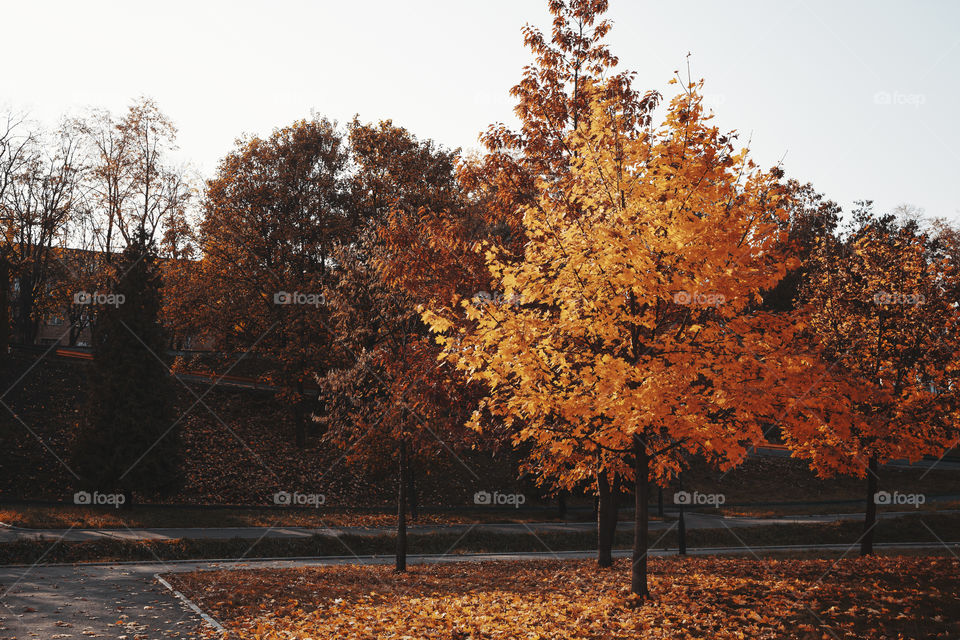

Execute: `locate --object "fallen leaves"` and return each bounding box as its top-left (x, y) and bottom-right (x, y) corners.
top-left (166, 555), bottom-right (960, 640)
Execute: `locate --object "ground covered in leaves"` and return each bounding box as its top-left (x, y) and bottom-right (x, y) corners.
top-left (167, 556), bottom-right (959, 639)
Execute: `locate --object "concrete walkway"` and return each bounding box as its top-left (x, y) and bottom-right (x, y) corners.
top-left (2, 509), bottom-right (955, 544)
top-left (0, 561), bottom-right (201, 639)
top-left (2, 542), bottom-right (957, 639)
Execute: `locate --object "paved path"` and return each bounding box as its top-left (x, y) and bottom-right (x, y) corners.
top-left (2, 510), bottom-right (956, 543)
top-left (0, 561), bottom-right (201, 639)
top-left (2, 542), bottom-right (957, 639)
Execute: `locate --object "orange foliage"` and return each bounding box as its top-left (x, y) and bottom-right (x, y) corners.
top-left (791, 210), bottom-right (960, 475)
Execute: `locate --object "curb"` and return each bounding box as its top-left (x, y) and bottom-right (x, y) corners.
top-left (155, 572), bottom-right (227, 635)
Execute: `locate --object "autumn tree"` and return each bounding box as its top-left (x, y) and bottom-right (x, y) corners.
top-left (0, 112), bottom-right (34, 356)
top-left (352, 118), bottom-right (488, 305)
top-left (425, 81), bottom-right (850, 597)
top-left (169, 117), bottom-right (353, 448)
top-left (318, 238), bottom-right (473, 571)
top-left (318, 120), bottom-right (478, 572)
top-left (440, 0), bottom-right (664, 567)
top-left (933, 219), bottom-right (960, 274)
top-left (796, 205), bottom-right (960, 555)
top-left (63, 98), bottom-right (192, 350)
top-left (460, 0), bottom-right (656, 249)
top-left (3, 122), bottom-right (85, 345)
top-left (762, 181), bottom-right (842, 314)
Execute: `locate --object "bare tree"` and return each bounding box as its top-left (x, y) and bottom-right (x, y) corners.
top-left (72, 98), bottom-right (192, 344)
top-left (0, 111), bottom-right (35, 354)
top-left (79, 97), bottom-right (190, 259)
top-left (5, 122), bottom-right (84, 344)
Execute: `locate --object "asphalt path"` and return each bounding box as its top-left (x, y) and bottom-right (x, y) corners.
top-left (2, 509), bottom-right (956, 543)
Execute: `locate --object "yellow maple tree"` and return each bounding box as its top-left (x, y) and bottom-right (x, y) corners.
top-left (425, 80), bottom-right (857, 597)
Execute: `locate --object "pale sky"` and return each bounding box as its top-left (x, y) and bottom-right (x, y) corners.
top-left (3, 0), bottom-right (958, 223)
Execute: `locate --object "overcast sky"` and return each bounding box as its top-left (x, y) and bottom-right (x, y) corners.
top-left (3, 0), bottom-right (958, 223)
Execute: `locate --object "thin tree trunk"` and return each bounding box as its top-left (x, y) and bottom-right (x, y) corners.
top-left (861, 455), bottom-right (879, 556)
top-left (678, 472), bottom-right (686, 555)
top-left (407, 457), bottom-right (418, 521)
top-left (657, 486), bottom-right (664, 518)
top-left (69, 316), bottom-right (83, 347)
top-left (597, 469), bottom-right (614, 568)
top-left (396, 439), bottom-right (408, 572)
top-left (631, 435), bottom-right (650, 598)
top-left (16, 272), bottom-right (33, 345)
top-left (678, 505), bottom-right (687, 555)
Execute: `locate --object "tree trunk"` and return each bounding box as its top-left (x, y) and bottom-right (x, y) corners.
top-left (396, 439), bottom-right (408, 572)
top-left (597, 470), bottom-right (616, 568)
top-left (16, 272), bottom-right (33, 345)
top-left (68, 309), bottom-right (84, 346)
top-left (558, 490), bottom-right (567, 519)
top-left (678, 472), bottom-right (686, 555)
top-left (407, 457), bottom-right (418, 521)
top-left (860, 455), bottom-right (879, 556)
top-left (657, 486), bottom-right (664, 518)
top-left (631, 435), bottom-right (650, 598)
top-left (678, 505), bottom-right (687, 556)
